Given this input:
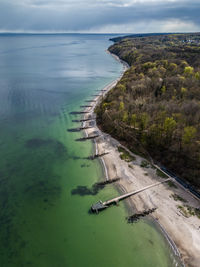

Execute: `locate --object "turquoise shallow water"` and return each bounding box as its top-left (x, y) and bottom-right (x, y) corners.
top-left (0, 34), bottom-right (182, 267)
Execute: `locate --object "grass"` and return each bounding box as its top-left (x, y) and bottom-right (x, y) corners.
top-left (167, 180), bottom-right (177, 188)
top-left (151, 164), bottom-right (156, 169)
top-left (140, 160), bottom-right (150, 168)
top-left (177, 205), bottom-right (189, 217)
top-left (170, 194), bottom-right (187, 203)
top-left (118, 146), bottom-right (136, 162)
top-left (177, 205), bottom-right (200, 219)
top-left (156, 169), bottom-right (168, 178)
top-left (130, 147), bottom-right (144, 157)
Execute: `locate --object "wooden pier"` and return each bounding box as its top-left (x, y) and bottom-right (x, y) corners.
top-left (91, 178), bottom-right (171, 212)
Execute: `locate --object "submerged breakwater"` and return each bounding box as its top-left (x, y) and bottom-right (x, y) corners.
top-left (0, 34), bottom-right (182, 267)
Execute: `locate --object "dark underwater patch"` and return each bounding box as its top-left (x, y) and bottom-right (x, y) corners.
top-left (81, 164), bottom-right (90, 168)
top-left (25, 138), bottom-right (68, 158)
top-left (71, 183), bottom-right (105, 196)
top-left (26, 138), bottom-right (52, 148)
top-left (24, 177), bottom-right (61, 199)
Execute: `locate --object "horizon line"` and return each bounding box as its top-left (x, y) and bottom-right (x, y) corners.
top-left (0, 31), bottom-right (199, 35)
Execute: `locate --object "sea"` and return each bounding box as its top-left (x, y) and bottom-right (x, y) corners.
top-left (0, 33), bottom-right (182, 267)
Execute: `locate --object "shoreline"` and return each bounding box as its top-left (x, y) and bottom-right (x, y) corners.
top-left (83, 51), bottom-right (200, 267)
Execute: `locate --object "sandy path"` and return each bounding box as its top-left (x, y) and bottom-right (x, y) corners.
top-left (82, 52), bottom-right (200, 267)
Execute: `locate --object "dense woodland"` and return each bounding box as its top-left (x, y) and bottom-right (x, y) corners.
top-left (96, 33), bottom-right (200, 189)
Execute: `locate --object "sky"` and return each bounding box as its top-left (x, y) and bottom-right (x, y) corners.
top-left (0, 0), bottom-right (200, 33)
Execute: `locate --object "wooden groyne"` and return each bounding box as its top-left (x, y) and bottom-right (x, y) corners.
top-left (67, 126), bottom-right (93, 132)
top-left (87, 152), bottom-right (109, 160)
top-left (75, 135), bottom-right (100, 142)
top-left (72, 118), bottom-right (95, 123)
top-left (85, 100), bottom-right (96, 103)
top-left (70, 111), bottom-right (90, 115)
top-left (91, 178), bottom-right (171, 212)
top-left (127, 208), bottom-right (157, 223)
top-left (80, 105), bottom-right (93, 108)
top-left (96, 178), bottom-right (120, 186)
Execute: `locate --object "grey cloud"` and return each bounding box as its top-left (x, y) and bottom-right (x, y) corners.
top-left (0, 0), bottom-right (200, 32)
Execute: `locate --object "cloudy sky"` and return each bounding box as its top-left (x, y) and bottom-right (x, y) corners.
top-left (0, 0), bottom-right (200, 33)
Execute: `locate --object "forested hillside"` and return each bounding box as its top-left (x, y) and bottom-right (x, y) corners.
top-left (96, 33), bottom-right (200, 189)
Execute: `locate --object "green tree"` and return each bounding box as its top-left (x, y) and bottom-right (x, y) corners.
top-left (169, 63), bottom-right (177, 72)
top-left (182, 126), bottom-right (197, 144)
top-left (163, 117), bottom-right (177, 138)
top-left (195, 72), bottom-right (200, 80)
top-left (117, 84), bottom-right (126, 92)
top-left (184, 66), bottom-right (194, 76)
top-left (139, 113), bottom-right (149, 131)
top-left (119, 101), bottom-right (124, 111)
top-left (161, 85), bottom-right (166, 94)
top-left (122, 111), bottom-right (128, 122)
top-left (131, 114), bottom-right (137, 128)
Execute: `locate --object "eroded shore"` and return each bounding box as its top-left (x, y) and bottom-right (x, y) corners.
top-left (83, 52), bottom-right (200, 267)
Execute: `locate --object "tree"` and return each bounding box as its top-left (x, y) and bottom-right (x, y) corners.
top-left (131, 114), bottom-right (137, 128)
top-left (163, 117), bottom-right (177, 141)
top-left (168, 63), bottom-right (177, 73)
top-left (122, 111), bottom-right (128, 122)
top-left (117, 84), bottom-right (126, 92)
top-left (184, 66), bottom-right (194, 76)
top-left (161, 85), bottom-right (166, 94)
top-left (195, 72), bottom-right (200, 80)
top-left (182, 126), bottom-right (197, 144)
top-left (119, 101), bottom-right (124, 111)
top-left (139, 113), bottom-right (149, 131)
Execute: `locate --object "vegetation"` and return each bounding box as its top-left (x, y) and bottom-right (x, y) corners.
top-left (140, 160), bottom-right (150, 168)
top-left (118, 146), bottom-right (136, 162)
top-left (156, 169), bottom-right (168, 178)
top-left (96, 33), bottom-right (200, 190)
top-left (167, 181), bottom-right (177, 188)
top-left (170, 194), bottom-right (187, 203)
top-left (178, 205), bottom-right (200, 219)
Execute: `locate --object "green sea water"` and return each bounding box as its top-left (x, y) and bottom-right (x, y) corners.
top-left (0, 34), bottom-right (182, 267)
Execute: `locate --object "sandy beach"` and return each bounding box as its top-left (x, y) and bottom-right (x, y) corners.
top-left (83, 52), bottom-right (200, 267)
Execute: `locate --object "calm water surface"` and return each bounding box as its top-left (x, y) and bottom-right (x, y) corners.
top-left (0, 34), bottom-right (181, 267)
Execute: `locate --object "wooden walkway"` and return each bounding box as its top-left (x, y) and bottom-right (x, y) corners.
top-left (91, 178), bottom-right (171, 212)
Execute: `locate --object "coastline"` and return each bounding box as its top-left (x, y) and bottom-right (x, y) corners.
top-left (83, 51), bottom-right (200, 267)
